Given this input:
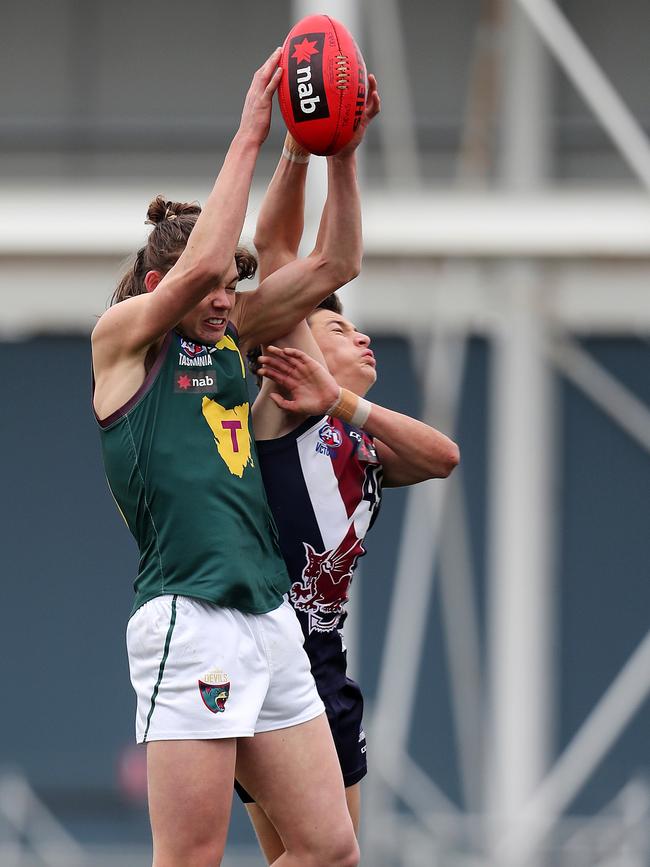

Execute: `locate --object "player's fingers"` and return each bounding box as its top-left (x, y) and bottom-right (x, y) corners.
top-left (365, 75), bottom-right (380, 118)
top-left (276, 346), bottom-right (310, 364)
top-left (262, 347), bottom-right (302, 371)
top-left (259, 372), bottom-right (285, 390)
top-left (269, 392), bottom-right (294, 411)
top-left (259, 365), bottom-right (298, 391)
top-left (258, 363), bottom-right (285, 380)
top-left (265, 66), bottom-right (283, 98)
top-left (259, 354), bottom-right (295, 375)
top-left (250, 47), bottom-right (282, 99)
top-left (258, 46), bottom-right (283, 79)
top-left (259, 347), bottom-right (290, 361)
top-left (257, 362), bottom-right (277, 377)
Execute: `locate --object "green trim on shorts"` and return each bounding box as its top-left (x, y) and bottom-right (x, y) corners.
top-left (143, 595), bottom-right (178, 743)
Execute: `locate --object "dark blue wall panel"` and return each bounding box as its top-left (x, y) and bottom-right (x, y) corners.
top-left (0, 333), bottom-right (648, 838)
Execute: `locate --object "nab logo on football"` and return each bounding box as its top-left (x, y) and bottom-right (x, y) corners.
top-left (289, 33), bottom-right (330, 122)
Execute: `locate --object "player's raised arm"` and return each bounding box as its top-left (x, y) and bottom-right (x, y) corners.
top-left (233, 75), bottom-right (380, 353)
top-left (257, 345), bottom-right (460, 485)
top-left (254, 134), bottom-right (311, 281)
top-left (92, 47), bottom-right (282, 358)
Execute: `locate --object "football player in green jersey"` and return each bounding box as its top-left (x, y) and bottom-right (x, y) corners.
top-left (92, 48), bottom-right (378, 867)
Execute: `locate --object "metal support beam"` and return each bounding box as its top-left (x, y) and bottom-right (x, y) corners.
top-left (497, 628), bottom-right (650, 863)
top-left (513, 0), bottom-right (650, 190)
top-left (485, 4), bottom-right (555, 863)
top-left (438, 468), bottom-right (483, 813)
top-left (485, 264), bottom-right (556, 864)
top-left (365, 0), bottom-right (420, 187)
top-left (365, 329), bottom-right (467, 865)
top-left (550, 338), bottom-right (650, 455)
top-left (5, 187), bottom-right (650, 258)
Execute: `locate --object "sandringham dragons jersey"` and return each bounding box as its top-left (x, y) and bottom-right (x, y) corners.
top-left (256, 415), bottom-right (383, 694)
top-left (96, 327), bottom-right (289, 616)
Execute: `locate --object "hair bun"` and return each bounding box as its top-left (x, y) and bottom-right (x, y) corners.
top-left (145, 195), bottom-right (202, 226)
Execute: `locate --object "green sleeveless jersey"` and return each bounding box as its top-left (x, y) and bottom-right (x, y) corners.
top-left (97, 326), bottom-right (290, 616)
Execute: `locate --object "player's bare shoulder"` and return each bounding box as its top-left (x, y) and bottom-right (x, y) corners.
top-left (92, 294), bottom-right (152, 364)
top-left (92, 295), bottom-right (159, 420)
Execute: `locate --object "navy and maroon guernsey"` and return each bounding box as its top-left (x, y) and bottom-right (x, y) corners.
top-left (256, 414), bottom-right (383, 695)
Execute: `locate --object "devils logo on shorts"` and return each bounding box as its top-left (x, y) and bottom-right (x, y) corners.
top-left (198, 670), bottom-right (231, 713)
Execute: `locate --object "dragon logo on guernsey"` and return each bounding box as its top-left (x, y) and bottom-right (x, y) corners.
top-left (202, 398), bottom-right (254, 477)
top-left (198, 670), bottom-right (231, 714)
top-left (290, 536), bottom-right (365, 633)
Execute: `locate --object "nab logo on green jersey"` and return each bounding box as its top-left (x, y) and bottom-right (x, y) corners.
top-left (175, 371), bottom-right (218, 393)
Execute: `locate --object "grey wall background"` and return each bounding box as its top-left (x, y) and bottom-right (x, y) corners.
top-left (1, 333), bottom-right (648, 844)
top-left (2, 0), bottom-right (649, 184)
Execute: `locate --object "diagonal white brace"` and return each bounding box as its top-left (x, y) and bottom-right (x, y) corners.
top-left (513, 0), bottom-right (650, 190)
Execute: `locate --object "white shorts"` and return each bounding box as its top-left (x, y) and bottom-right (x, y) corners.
top-left (126, 595), bottom-right (324, 742)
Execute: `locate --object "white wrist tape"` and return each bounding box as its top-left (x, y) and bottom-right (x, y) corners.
top-left (282, 145), bottom-right (311, 164)
top-left (350, 396), bottom-right (371, 428)
top-left (327, 387), bottom-right (372, 428)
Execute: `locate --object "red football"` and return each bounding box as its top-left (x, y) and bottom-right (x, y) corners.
top-left (278, 14), bottom-right (367, 156)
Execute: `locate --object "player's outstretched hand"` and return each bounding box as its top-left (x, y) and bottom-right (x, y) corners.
top-left (238, 47), bottom-right (283, 146)
top-left (332, 73), bottom-right (381, 158)
top-left (258, 346), bottom-right (340, 416)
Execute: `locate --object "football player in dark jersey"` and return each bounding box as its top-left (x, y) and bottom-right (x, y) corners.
top-left (238, 115), bottom-right (459, 862)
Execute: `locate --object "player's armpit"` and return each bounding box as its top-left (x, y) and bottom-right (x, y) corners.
top-left (266, 320), bottom-right (327, 364)
top-left (233, 254), bottom-right (354, 353)
top-left (250, 323), bottom-right (328, 440)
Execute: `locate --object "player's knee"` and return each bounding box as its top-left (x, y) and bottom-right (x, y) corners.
top-left (337, 836), bottom-right (360, 867)
top-left (156, 853), bottom-right (222, 867)
top-left (289, 826), bottom-right (358, 867)
top-left (316, 828), bottom-right (360, 867)
top-left (153, 836), bottom-right (225, 867)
